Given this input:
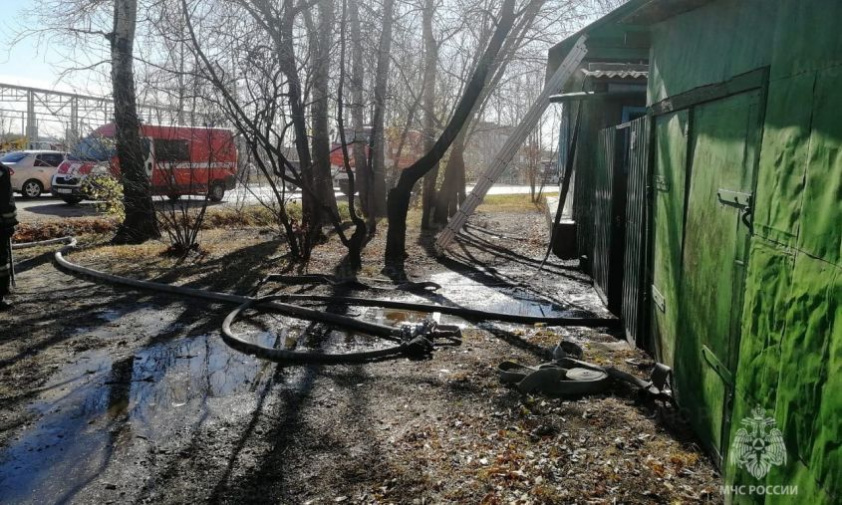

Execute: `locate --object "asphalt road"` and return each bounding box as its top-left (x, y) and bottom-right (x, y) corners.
top-left (15, 183), bottom-right (543, 222)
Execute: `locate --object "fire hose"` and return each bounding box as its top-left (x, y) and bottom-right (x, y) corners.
top-left (12, 237), bottom-right (618, 365)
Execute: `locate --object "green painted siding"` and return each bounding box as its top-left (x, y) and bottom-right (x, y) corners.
top-left (644, 0), bottom-right (842, 501)
top-left (752, 73), bottom-right (814, 246)
top-left (647, 0), bottom-right (777, 103)
top-left (798, 67), bottom-right (842, 267)
top-left (552, 0), bottom-right (842, 498)
top-left (676, 90), bottom-right (760, 460)
top-left (738, 1), bottom-right (842, 501)
top-left (650, 110), bottom-right (688, 369)
top-left (769, 1), bottom-right (842, 81)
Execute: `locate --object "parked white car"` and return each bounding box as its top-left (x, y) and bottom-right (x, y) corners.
top-left (0, 150), bottom-right (67, 198)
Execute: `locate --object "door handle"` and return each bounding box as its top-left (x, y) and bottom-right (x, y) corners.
top-left (741, 204), bottom-right (753, 232)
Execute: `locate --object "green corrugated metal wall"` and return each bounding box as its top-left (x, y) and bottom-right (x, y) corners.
top-left (678, 89), bottom-right (762, 463)
top-left (646, 0), bottom-right (842, 501)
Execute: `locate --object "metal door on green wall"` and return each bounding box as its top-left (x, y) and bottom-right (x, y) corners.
top-left (676, 89), bottom-right (762, 463)
top-left (650, 110), bottom-right (689, 371)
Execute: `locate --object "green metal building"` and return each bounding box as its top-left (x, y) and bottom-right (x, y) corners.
top-left (548, 0), bottom-right (841, 501)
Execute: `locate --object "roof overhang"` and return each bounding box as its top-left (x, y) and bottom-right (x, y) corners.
top-left (549, 89), bottom-right (647, 103)
top-left (546, 0), bottom-right (716, 82)
top-left (617, 0), bottom-right (717, 26)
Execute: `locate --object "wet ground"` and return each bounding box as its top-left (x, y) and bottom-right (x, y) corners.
top-left (0, 210), bottom-right (722, 504)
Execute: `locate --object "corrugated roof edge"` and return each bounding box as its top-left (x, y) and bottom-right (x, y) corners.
top-left (545, 0), bottom-right (715, 81)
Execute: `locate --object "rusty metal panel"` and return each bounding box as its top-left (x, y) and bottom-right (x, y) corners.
top-left (621, 116), bottom-right (650, 347)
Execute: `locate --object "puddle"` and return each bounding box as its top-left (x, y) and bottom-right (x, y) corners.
top-left (71, 304), bottom-right (172, 339)
top-left (0, 328), bottom-right (286, 504)
top-left (0, 270), bottom-right (605, 502)
top-left (237, 311), bottom-right (401, 354)
top-left (0, 308), bottom-right (410, 504)
top-left (94, 307), bottom-right (129, 323)
top-left (427, 271), bottom-right (598, 318)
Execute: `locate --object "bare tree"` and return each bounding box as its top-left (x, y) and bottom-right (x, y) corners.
top-left (20, 0), bottom-right (160, 243)
top-left (365, 0), bottom-right (395, 224)
top-left (419, 0), bottom-right (439, 230)
top-left (110, 0), bottom-right (161, 244)
top-left (310, 0), bottom-right (340, 221)
top-left (384, 0), bottom-right (516, 269)
top-left (181, 0), bottom-right (369, 264)
top-left (336, 0), bottom-right (368, 269)
top-left (432, 0), bottom-right (545, 225)
top-left (179, 0), bottom-right (309, 257)
top-left (348, 0), bottom-right (368, 202)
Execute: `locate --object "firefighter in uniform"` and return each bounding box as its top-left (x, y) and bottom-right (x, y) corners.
top-left (0, 161), bottom-right (17, 310)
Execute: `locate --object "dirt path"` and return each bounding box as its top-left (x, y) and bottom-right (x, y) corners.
top-left (0, 207), bottom-right (722, 504)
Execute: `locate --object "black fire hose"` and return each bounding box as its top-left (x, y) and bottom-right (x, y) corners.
top-left (221, 296), bottom-right (460, 364)
top-left (27, 237), bottom-right (617, 364)
top-left (50, 240), bottom-right (458, 363)
top-left (51, 241), bottom-right (406, 339)
top-left (267, 293), bottom-right (618, 328)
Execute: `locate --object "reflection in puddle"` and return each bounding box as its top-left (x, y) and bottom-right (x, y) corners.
top-left (0, 307), bottom-right (407, 504)
top-left (72, 304), bottom-right (174, 338)
top-left (427, 271), bottom-right (599, 318)
top-left (0, 330), bottom-right (282, 504)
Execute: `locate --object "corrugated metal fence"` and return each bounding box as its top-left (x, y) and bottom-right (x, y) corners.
top-left (592, 124), bottom-right (628, 315)
top-left (585, 116), bottom-right (649, 345)
top-left (572, 116), bottom-right (594, 272)
top-left (592, 126), bottom-right (617, 311)
top-left (620, 116), bottom-right (649, 347)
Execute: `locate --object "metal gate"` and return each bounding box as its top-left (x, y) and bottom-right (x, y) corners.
top-left (621, 116), bottom-right (649, 346)
top-left (592, 125), bottom-right (628, 315)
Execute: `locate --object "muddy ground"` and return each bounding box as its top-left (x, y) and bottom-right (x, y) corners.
top-left (0, 201), bottom-right (723, 504)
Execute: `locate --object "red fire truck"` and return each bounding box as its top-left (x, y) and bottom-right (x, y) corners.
top-left (329, 127), bottom-right (425, 195)
top-left (51, 123), bottom-right (238, 204)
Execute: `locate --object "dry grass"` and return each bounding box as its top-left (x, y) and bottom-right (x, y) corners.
top-left (477, 191), bottom-right (558, 214)
top-left (12, 218), bottom-right (119, 243)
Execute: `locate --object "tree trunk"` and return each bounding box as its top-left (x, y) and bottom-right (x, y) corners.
top-left (311, 0), bottom-right (339, 222)
top-left (429, 0), bottom-right (540, 228)
top-left (348, 0), bottom-right (367, 209)
top-left (111, 0), bottom-right (160, 244)
top-left (420, 0), bottom-right (438, 230)
top-left (433, 129), bottom-right (465, 224)
top-left (278, 12), bottom-right (318, 257)
top-left (337, 0), bottom-right (367, 270)
top-left (384, 0), bottom-right (516, 268)
top-left (367, 0), bottom-right (394, 221)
